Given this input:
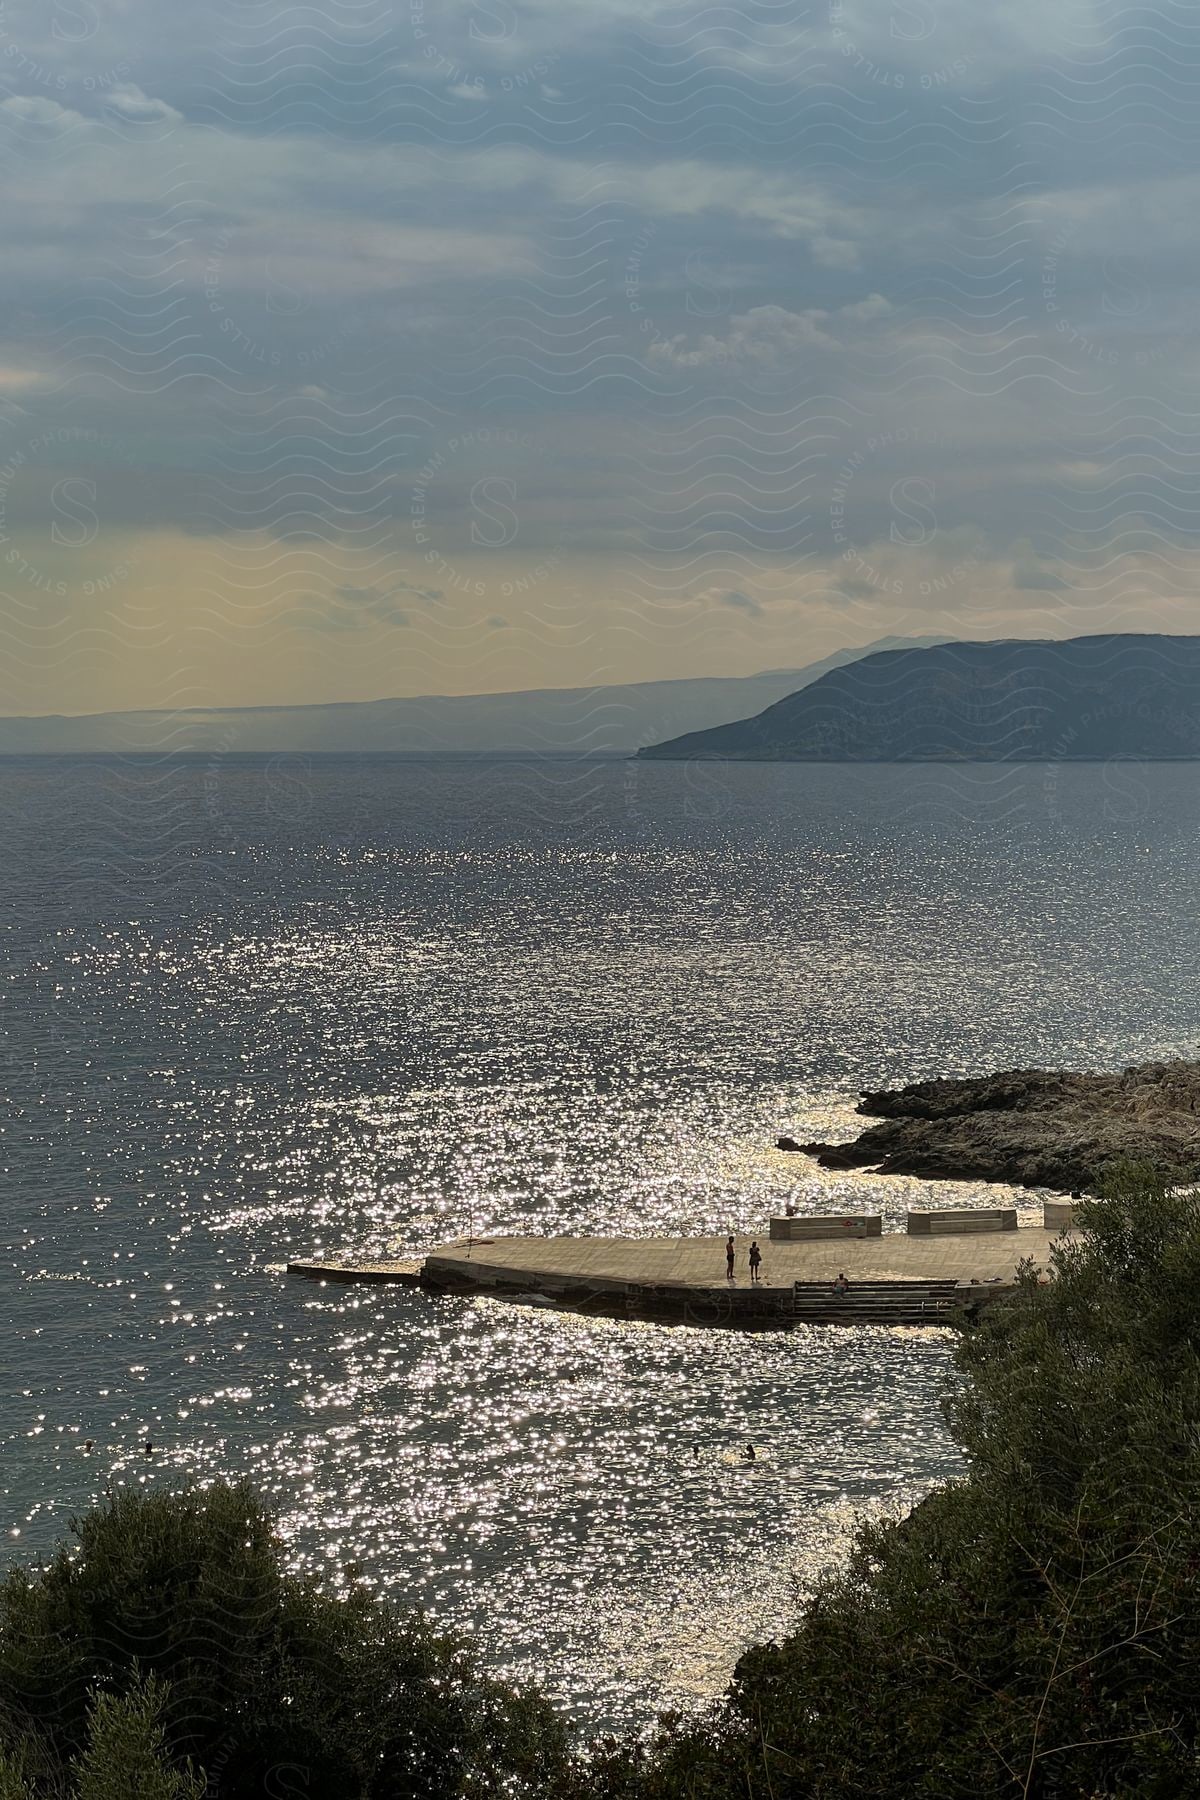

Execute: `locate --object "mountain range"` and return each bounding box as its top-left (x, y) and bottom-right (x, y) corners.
top-left (638, 635), bottom-right (1200, 762)
top-left (0, 638), bottom-right (945, 757)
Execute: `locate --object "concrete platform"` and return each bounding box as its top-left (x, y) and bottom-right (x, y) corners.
top-left (422, 1229), bottom-right (1063, 1291)
top-left (289, 1226), bottom-right (1070, 1328)
top-left (287, 1258), bottom-right (424, 1286)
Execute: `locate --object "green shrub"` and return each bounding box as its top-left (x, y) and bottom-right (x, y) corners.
top-left (74, 1676), bottom-right (205, 1800)
top-left (0, 1750), bottom-right (32, 1800)
top-left (0, 1482), bottom-right (566, 1800)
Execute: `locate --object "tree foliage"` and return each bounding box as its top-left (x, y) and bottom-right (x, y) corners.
top-left (0, 1482), bottom-right (566, 1800)
top-left (0, 1750), bottom-right (32, 1800)
top-left (74, 1677), bottom-right (205, 1800)
top-left (581, 1165), bottom-right (1200, 1800)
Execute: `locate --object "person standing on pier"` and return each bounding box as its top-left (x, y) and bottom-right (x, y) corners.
top-left (725, 1235), bottom-right (736, 1280)
top-left (748, 1240), bottom-right (762, 1284)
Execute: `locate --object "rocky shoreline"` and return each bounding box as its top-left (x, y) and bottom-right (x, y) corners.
top-left (783, 1060), bottom-right (1200, 1192)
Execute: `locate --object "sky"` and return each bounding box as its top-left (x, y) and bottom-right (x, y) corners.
top-left (0, 0), bottom-right (1198, 713)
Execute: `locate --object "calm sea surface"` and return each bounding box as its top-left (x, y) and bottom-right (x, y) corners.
top-left (3, 757), bottom-right (1198, 1729)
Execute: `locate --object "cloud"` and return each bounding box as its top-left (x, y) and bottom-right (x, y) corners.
top-left (649, 305), bottom-right (835, 368)
top-left (303, 585), bottom-right (426, 632)
top-left (1005, 538), bottom-right (1067, 594)
top-left (102, 84), bottom-right (183, 126)
top-left (685, 586), bottom-right (769, 616)
top-left (0, 96), bottom-right (81, 128)
top-left (0, 0), bottom-right (1196, 713)
top-left (635, 160), bottom-right (862, 262)
top-left (841, 293), bottom-right (892, 323)
top-left (0, 364), bottom-right (48, 392)
top-left (647, 297), bottom-right (889, 369)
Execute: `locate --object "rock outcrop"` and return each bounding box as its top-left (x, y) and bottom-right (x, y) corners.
top-left (787, 1060), bottom-right (1200, 1192)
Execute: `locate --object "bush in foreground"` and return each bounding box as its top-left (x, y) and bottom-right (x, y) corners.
top-left (578, 1164), bottom-right (1200, 1800)
top-left (0, 1482), bottom-right (566, 1799)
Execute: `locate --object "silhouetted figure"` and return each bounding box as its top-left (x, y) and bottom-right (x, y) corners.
top-left (748, 1240), bottom-right (762, 1284)
top-left (725, 1235), bottom-right (735, 1280)
top-left (744, 1443), bottom-right (757, 1464)
top-left (83, 1440), bottom-right (94, 1453)
top-left (144, 1439), bottom-right (154, 1458)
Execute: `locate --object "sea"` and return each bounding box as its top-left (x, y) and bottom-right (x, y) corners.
top-left (3, 755), bottom-right (1198, 1732)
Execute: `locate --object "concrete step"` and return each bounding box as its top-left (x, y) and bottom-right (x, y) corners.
top-left (794, 1279), bottom-right (961, 1296)
top-left (792, 1306), bottom-right (957, 1326)
top-left (792, 1278), bottom-right (961, 1327)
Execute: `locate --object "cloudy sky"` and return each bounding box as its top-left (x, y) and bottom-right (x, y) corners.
top-left (0, 0), bottom-right (1197, 712)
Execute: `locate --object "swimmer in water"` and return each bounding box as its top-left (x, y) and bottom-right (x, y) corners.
top-left (144, 1439), bottom-right (153, 1458)
top-left (745, 1443), bottom-right (757, 1464)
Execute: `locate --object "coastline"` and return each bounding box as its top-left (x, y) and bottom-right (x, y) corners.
top-left (791, 1060), bottom-right (1200, 1191)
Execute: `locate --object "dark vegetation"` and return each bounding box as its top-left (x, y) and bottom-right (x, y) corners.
top-left (0, 1482), bottom-right (567, 1799)
top-left (4, 1166), bottom-right (1198, 1797)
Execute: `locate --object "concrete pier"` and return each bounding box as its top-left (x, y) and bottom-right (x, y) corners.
top-left (288, 1223), bottom-right (1070, 1328)
top-left (287, 1257), bottom-right (424, 1286)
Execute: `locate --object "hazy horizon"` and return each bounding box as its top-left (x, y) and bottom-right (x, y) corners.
top-left (0, 632), bottom-right (940, 719)
top-left (0, 625), bottom-right (1186, 724)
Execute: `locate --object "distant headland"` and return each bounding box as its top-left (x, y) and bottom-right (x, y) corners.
top-left (784, 1059), bottom-right (1200, 1192)
top-left (639, 634), bottom-right (1200, 761)
top-left (0, 636), bottom-right (945, 758)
